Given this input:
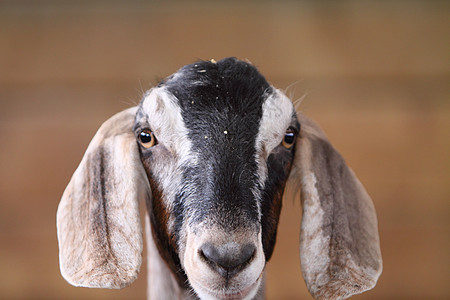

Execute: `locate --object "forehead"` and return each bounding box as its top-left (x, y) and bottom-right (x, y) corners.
top-left (137, 58), bottom-right (296, 147)
top-left (162, 58), bottom-right (272, 125)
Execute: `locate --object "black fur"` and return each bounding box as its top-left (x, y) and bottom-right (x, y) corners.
top-left (260, 139), bottom-right (298, 259)
top-left (164, 57), bottom-right (272, 231)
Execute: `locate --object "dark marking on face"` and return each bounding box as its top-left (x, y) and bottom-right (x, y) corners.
top-left (138, 146), bottom-right (190, 287)
top-left (260, 141), bottom-right (297, 260)
top-left (163, 57), bottom-right (272, 230)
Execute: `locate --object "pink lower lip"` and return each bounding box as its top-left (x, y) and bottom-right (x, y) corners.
top-left (212, 287), bottom-right (254, 300)
top-left (202, 276), bottom-right (261, 300)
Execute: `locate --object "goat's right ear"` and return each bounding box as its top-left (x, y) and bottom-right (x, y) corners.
top-left (289, 113), bottom-right (382, 299)
top-left (56, 107), bottom-right (149, 289)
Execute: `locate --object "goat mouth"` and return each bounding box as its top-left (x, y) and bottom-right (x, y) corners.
top-left (192, 274), bottom-right (262, 300)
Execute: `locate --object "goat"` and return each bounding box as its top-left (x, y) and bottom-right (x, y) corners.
top-left (56, 57), bottom-right (382, 300)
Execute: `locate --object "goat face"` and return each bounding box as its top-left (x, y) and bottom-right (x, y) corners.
top-left (134, 58), bottom-right (298, 299)
top-left (57, 58), bottom-right (382, 300)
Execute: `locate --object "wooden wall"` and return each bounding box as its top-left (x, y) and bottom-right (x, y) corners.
top-left (0, 1), bottom-right (448, 299)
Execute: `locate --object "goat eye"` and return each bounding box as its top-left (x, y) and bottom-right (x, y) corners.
top-left (138, 129), bottom-right (156, 148)
top-left (282, 130), bottom-right (296, 149)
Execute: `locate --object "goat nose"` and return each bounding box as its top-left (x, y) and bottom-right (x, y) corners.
top-left (199, 243), bottom-right (256, 278)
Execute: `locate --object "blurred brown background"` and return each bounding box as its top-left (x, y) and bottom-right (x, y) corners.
top-left (0, 1), bottom-right (449, 299)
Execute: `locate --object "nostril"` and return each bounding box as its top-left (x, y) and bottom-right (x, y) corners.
top-left (199, 243), bottom-right (221, 266)
top-left (199, 243), bottom-right (256, 278)
top-left (240, 244), bottom-right (256, 265)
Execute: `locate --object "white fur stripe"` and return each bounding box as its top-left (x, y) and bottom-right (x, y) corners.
top-left (253, 89), bottom-right (296, 219)
top-left (141, 88), bottom-right (199, 229)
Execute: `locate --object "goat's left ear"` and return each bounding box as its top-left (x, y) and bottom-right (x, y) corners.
top-left (57, 107), bottom-right (149, 289)
top-left (289, 113), bottom-right (382, 299)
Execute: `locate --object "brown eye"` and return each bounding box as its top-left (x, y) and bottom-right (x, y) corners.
top-left (139, 129), bottom-right (156, 148)
top-left (282, 129), bottom-right (296, 149)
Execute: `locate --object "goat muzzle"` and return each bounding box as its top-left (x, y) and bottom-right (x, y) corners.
top-left (199, 242), bottom-right (256, 280)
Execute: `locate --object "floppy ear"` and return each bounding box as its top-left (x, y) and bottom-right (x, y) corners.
top-left (290, 113), bottom-right (382, 299)
top-left (56, 107), bottom-right (149, 289)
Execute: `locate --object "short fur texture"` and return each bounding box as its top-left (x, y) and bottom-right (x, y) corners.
top-left (57, 58), bottom-right (382, 300)
top-left (57, 107), bottom-right (148, 288)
